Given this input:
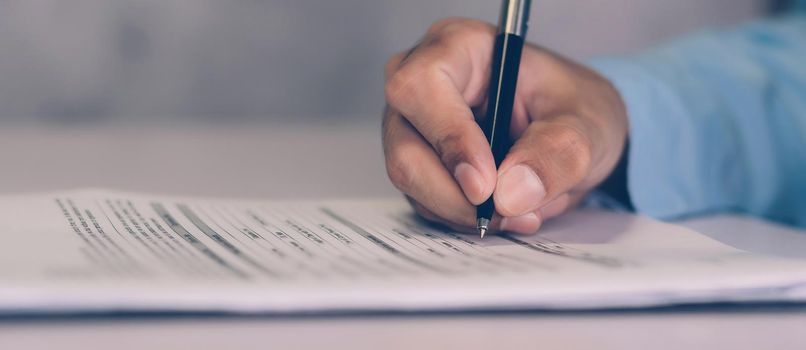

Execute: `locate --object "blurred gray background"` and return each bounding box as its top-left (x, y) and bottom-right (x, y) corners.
top-left (0, 0), bottom-right (771, 125)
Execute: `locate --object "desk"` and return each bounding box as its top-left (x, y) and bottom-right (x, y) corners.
top-left (0, 123), bottom-right (804, 349)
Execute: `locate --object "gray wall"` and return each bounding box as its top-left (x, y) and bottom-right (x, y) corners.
top-left (0, 0), bottom-right (766, 124)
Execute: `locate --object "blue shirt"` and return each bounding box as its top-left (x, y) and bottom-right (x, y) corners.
top-left (589, 6), bottom-right (806, 227)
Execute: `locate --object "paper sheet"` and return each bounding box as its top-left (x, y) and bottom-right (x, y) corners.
top-left (1, 189), bottom-right (805, 314)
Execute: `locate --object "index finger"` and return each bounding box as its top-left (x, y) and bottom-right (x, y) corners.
top-left (384, 19), bottom-right (497, 204)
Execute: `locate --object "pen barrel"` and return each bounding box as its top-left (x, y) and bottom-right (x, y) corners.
top-left (476, 32), bottom-right (524, 222)
top-left (477, 196), bottom-right (496, 222)
top-left (481, 32), bottom-right (524, 168)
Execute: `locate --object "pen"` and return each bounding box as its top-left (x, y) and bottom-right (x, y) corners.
top-left (476, 0), bottom-right (531, 238)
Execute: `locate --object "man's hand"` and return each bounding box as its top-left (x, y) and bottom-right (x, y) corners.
top-left (382, 18), bottom-right (627, 235)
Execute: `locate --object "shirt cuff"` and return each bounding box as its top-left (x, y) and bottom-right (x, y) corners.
top-left (587, 58), bottom-right (724, 220)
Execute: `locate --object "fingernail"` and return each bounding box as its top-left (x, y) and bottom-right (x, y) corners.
top-left (454, 162), bottom-right (486, 204)
top-left (495, 165), bottom-right (546, 216)
top-left (500, 212), bottom-right (542, 234)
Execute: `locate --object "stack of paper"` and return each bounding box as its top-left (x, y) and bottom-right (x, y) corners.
top-left (1, 189), bottom-right (804, 314)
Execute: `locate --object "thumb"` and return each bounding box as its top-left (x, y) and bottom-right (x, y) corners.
top-left (493, 117), bottom-right (597, 217)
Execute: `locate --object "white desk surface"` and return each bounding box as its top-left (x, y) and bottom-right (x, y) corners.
top-left (1, 123), bottom-right (805, 350)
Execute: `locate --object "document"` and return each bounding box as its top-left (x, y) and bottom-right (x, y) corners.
top-left (1, 189), bottom-right (805, 314)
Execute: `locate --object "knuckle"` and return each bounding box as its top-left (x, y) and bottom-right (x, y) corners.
top-left (548, 124), bottom-right (593, 178)
top-left (432, 121), bottom-right (475, 167)
top-left (434, 131), bottom-right (464, 166)
top-left (384, 69), bottom-right (413, 106)
top-left (458, 19), bottom-right (496, 39)
top-left (384, 63), bottom-right (441, 107)
top-left (428, 17), bottom-right (489, 34)
top-left (381, 107), bottom-right (395, 143)
top-left (425, 18), bottom-right (493, 47)
top-left (426, 17), bottom-right (464, 35)
top-left (385, 147), bottom-right (417, 194)
top-left (384, 53), bottom-right (405, 77)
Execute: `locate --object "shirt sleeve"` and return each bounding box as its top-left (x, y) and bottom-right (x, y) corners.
top-left (588, 14), bottom-right (806, 228)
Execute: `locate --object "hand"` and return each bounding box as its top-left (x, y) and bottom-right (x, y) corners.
top-left (382, 18), bottom-right (627, 235)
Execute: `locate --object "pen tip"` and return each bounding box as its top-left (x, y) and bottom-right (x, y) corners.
top-left (476, 217), bottom-right (490, 239)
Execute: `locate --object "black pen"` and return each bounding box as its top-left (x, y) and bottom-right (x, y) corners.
top-left (477, 0), bottom-right (531, 238)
